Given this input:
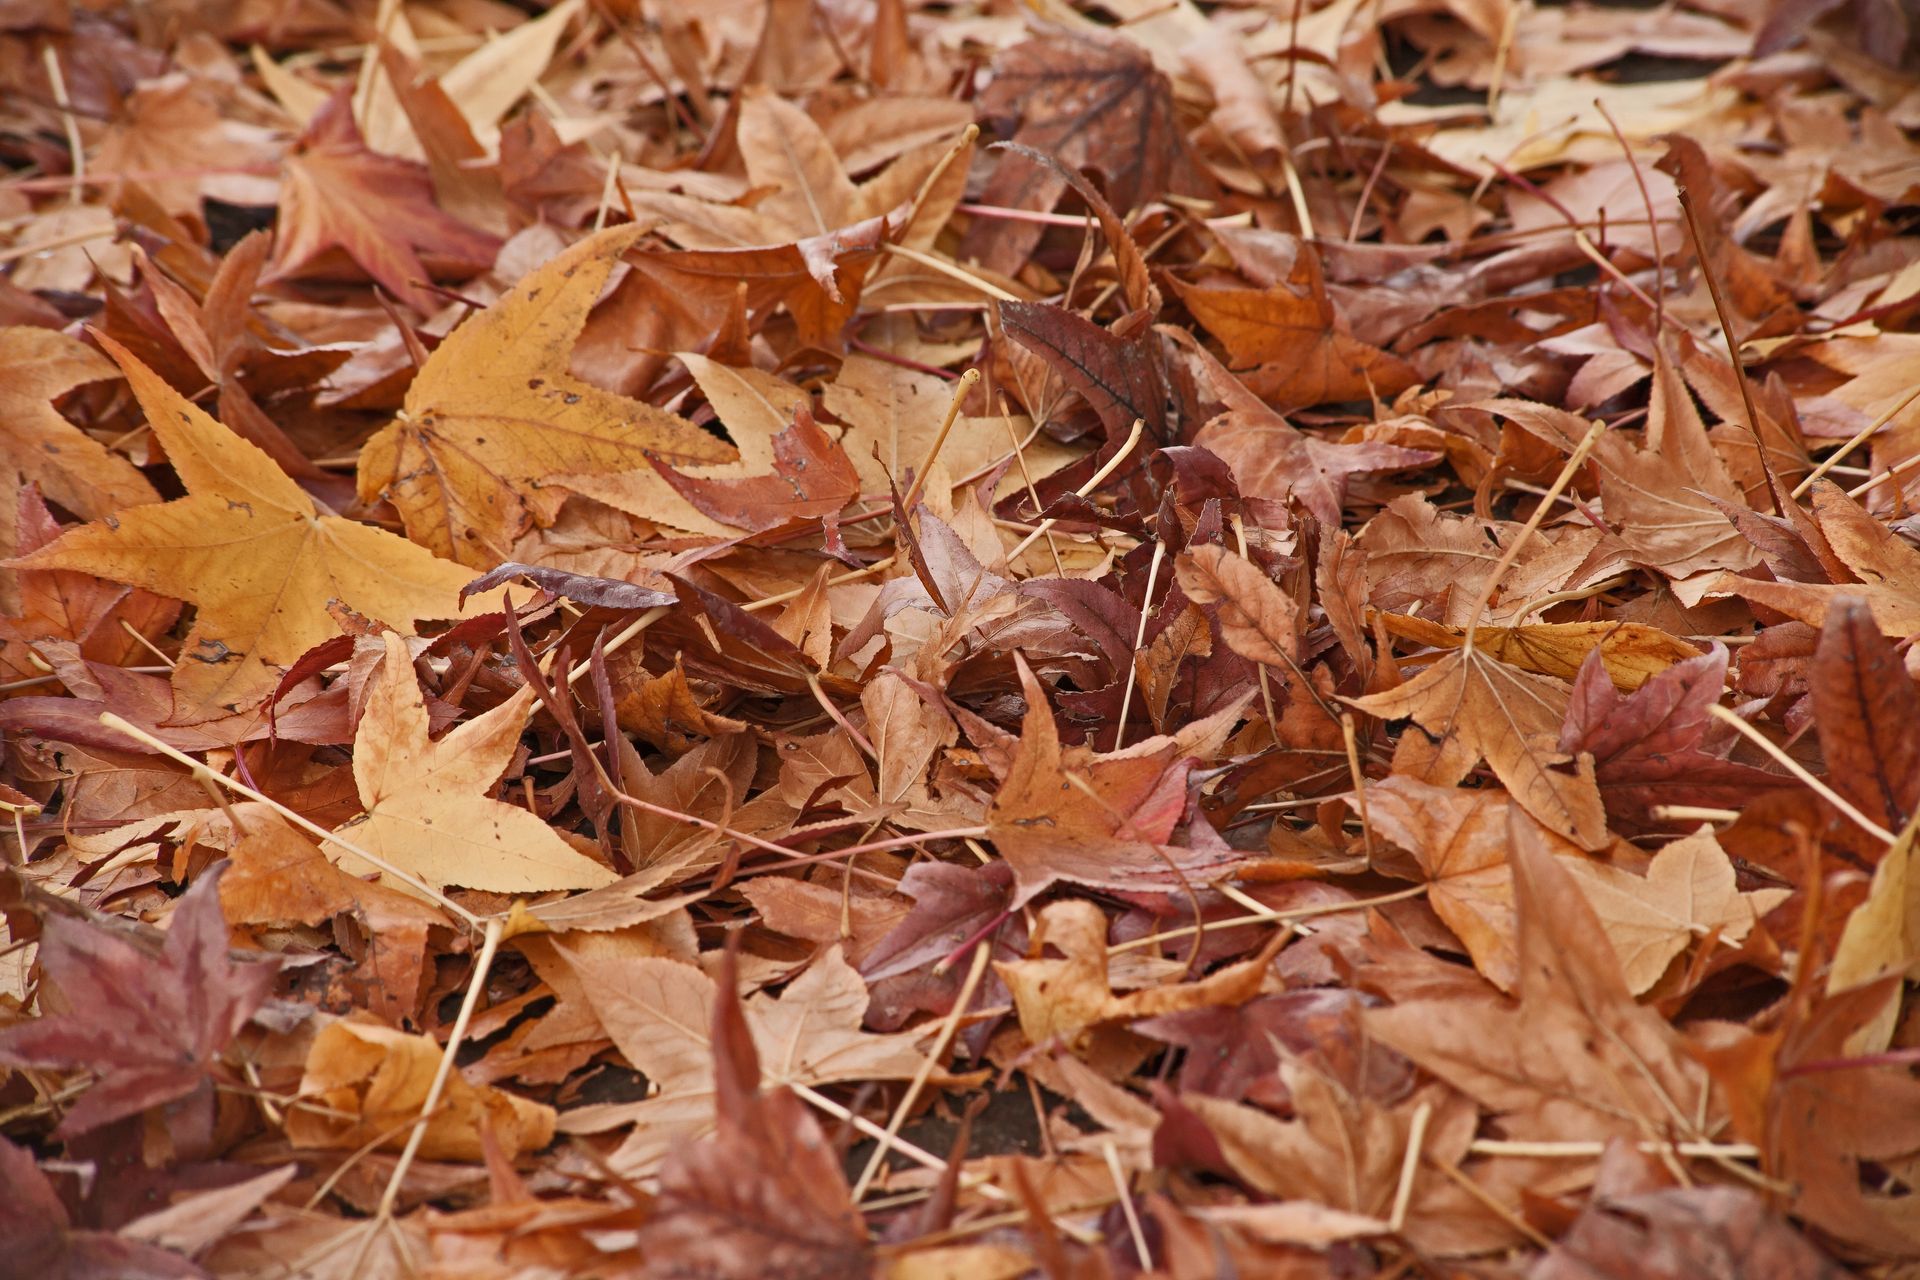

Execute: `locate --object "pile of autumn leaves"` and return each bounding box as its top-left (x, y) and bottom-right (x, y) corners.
top-left (2, 0), bottom-right (1920, 1276)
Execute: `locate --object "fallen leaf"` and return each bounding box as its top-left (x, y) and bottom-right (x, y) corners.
top-left (654, 406), bottom-right (859, 532)
top-left (356, 223), bottom-right (737, 565)
top-left (268, 91), bottom-right (499, 314)
top-left (1176, 273), bottom-right (1418, 410)
top-left (1374, 611), bottom-right (1702, 691)
top-left (1559, 644), bottom-right (1790, 832)
top-left (1175, 543), bottom-right (1299, 671)
top-left (0, 1134), bottom-right (208, 1280)
top-left (1810, 595), bottom-right (1920, 837)
top-left (286, 1018), bottom-right (555, 1161)
top-left (959, 33), bottom-right (1197, 276)
top-left (995, 898), bottom-right (1277, 1050)
top-left (325, 632), bottom-right (616, 894)
top-left (1366, 812), bottom-right (1712, 1152)
top-left (1827, 821), bottom-right (1920, 1054)
top-left (1563, 827), bottom-right (1788, 994)
top-left (0, 869), bottom-right (277, 1137)
top-left (1351, 647), bottom-right (1610, 849)
top-left (8, 337), bottom-right (489, 721)
top-left (1534, 1185), bottom-right (1848, 1280)
top-left (0, 327), bottom-right (157, 521)
top-left (634, 946), bottom-right (872, 1279)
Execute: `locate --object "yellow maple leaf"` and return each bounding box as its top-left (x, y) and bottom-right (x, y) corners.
top-left (327, 632), bottom-right (616, 894)
top-left (356, 223), bottom-right (737, 566)
top-left (7, 335), bottom-right (490, 722)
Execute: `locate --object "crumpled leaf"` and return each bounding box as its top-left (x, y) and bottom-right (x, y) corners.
top-left (285, 1018), bottom-right (555, 1161)
top-left (1374, 611), bottom-right (1701, 692)
top-left (1366, 812), bottom-right (1712, 1151)
top-left (0, 327), bottom-right (157, 521)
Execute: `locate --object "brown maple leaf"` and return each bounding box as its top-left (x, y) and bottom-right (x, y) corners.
top-left (0, 1135), bottom-right (208, 1280)
top-left (355, 223), bottom-right (738, 565)
top-left (1, 484), bottom-right (179, 677)
top-left (1365, 813), bottom-right (1713, 1152)
top-left (959, 33), bottom-right (1201, 277)
top-left (1175, 262), bottom-right (1419, 411)
top-left (1713, 481), bottom-right (1920, 637)
top-left (635, 946), bottom-right (873, 1279)
top-left (988, 656), bottom-right (1242, 903)
top-left (1351, 644), bottom-right (1610, 849)
top-left (1559, 644), bottom-right (1792, 832)
top-left (653, 406), bottom-right (860, 532)
top-left (268, 90), bottom-right (500, 314)
top-left (1809, 595), bottom-right (1920, 838)
top-left (1000, 300), bottom-right (1172, 444)
top-left (0, 869), bottom-right (277, 1138)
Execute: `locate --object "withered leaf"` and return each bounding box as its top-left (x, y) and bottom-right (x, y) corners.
top-left (1560, 645), bottom-right (1790, 832)
top-left (1000, 300), bottom-right (1170, 444)
top-left (7, 337), bottom-right (489, 721)
top-left (356, 223), bottom-right (737, 566)
top-left (1351, 647), bottom-right (1610, 850)
top-left (1175, 543), bottom-right (1299, 671)
top-left (326, 632), bottom-right (616, 894)
top-left (0, 327), bottom-right (157, 521)
top-left (268, 91), bottom-right (500, 314)
top-left (1375, 611), bottom-right (1702, 692)
top-left (960, 33), bottom-right (1197, 277)
top-left (0, 869), bottom-right (277, 1137)
top-left (1810, 595), bottom-right (1920, 838)
top-left (1176, 272), bottom-right (1418, 411)
top-left (1366, 812), bottom-right (1711, 1149)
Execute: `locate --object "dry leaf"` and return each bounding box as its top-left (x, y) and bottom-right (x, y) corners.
top-left (286, 1018), bottom-right (555, 1161)
top-left (9, 337), bottom-right (488, 721)
top-left (325, 632), bottom-right (616, 894)
top-left (356, 223), bottom-right (736, 565)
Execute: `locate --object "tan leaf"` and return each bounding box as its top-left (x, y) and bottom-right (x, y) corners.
top-left (1563, 827), bottom-right (1788, 994)
top-left (286, 1018), bottom-right (555, 1161)
top-left (1375, 612), bottom-right (1703, 692)
top-left (325, 632), bottom-right (617, 894)
top-left (997, 899), bottom-right (1278, 1051)
top-left (1351, 648), bottom-right (1609, 850)
top-left (1175, 543), bottom-right (1299, 670)
top-left (1827, 821), bottom-right (1920, 1054)
top-left (1366, 815), bottom-right (1712, 1152)
top-left (0, 327), bottom-right (157, 521)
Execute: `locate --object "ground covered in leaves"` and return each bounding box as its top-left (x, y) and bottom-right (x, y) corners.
top-left (1, 0), bottom-right (1919, 1275)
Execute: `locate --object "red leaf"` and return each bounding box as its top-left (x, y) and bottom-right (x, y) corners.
top-left (0, 869), bottom-right (278, 1137)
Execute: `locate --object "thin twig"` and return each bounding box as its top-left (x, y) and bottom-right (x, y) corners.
top-left (1707, 705), bottom-right (1895, 845)
top-left (97, 713), bottom-right (483, 929)
top-left (900, 368), bottom-right (980, 513)
top-left (1004, 419), bottom-right (1146, 565)
top-left (851, 942), bottom-right (992, 1201)
top-left (1794, 383), bottom-right (1920, 498)
top-left (1112, 540), bottom-right (1165, 751)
